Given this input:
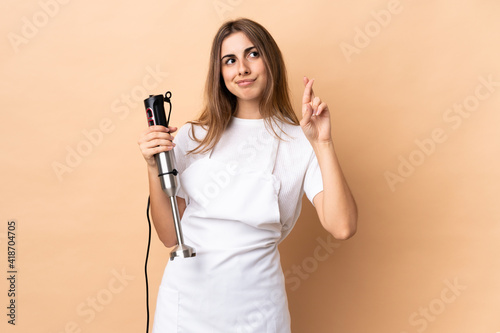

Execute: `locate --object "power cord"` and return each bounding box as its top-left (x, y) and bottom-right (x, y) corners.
top-left (145, 196), bottom-right (152, 332)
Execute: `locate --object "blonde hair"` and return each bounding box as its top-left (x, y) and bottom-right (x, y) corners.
top-left (188, 18), bottom-right (299, 154)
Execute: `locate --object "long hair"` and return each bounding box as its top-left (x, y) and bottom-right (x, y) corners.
top-left (187, 18), bottom-right (299, 155)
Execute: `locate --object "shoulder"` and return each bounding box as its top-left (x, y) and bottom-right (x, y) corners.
top-left (275, 119), bottom-right (318, 167)
top-left (278, 120), bottom-right (312, 149)
top-left (175, 121), bottom-right (208, 143)
top-left (279, 121), bottom-right (303, 138)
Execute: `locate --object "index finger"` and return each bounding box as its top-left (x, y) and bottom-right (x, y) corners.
top-left (302, 77), bottom-right (315, 104)
top-left (146, 125), bottom-right (170, 133)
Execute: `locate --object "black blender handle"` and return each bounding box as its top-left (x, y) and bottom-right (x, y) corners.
top-left (144, 91), bottom-right (172, 127)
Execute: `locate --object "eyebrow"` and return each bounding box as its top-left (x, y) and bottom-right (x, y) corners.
top-left (221, 46), bottom-right (257, 61)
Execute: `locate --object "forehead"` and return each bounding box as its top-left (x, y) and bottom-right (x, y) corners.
top-left (221, 32), bottom-right (254, 55)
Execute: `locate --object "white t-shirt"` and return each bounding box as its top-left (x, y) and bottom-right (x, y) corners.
top-left (172, 115), bottom-right (323, 242)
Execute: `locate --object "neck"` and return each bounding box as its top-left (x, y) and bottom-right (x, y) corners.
top-left (233, 99), bottom-right (262, 119)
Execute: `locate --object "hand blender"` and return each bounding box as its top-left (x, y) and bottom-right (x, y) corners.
top-left (144, 91), bottom-right (196, 260)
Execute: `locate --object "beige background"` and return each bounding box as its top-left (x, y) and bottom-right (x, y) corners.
top-left (1, 0), bottom-right (499, 332)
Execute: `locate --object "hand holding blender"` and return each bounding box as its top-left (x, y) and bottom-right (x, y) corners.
top-left (143, 92), bottom-right (196, 260)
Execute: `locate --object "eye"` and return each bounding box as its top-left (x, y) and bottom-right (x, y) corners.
top-left (225, 58), bottom-right (236, 65)
top-left (249, 51), bottom-right (259, 58)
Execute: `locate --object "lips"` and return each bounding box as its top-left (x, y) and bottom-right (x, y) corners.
top-left (236, 79), bottom-right (255, 86)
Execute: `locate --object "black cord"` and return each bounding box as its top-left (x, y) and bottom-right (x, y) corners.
top-left (145, 196), bottom-right (152, 333)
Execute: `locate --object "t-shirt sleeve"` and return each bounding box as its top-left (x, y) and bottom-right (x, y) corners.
top-left (172, 124), bottom-right (191, 201)
top-left (304, 150), bottom-right (323, 207)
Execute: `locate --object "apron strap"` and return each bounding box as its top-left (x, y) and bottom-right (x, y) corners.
top-left (267, 121), bottom-right (282, 174)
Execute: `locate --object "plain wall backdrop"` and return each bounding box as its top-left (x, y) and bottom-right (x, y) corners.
top-left (1, 0), bottom-right (499, 332)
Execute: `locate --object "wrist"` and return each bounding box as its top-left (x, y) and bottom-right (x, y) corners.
top-left (311, 139), bottom-right (334, 151)
top-left (147, 164), bottom-right (158, 175)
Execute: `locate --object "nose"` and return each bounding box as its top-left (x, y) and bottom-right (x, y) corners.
top-left (238, 59), bottom-right (250, 76)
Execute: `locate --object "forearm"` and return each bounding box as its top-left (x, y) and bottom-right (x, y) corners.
top-left (147, 166), bottom-right (178, 247)
top-left (312, 141), bottom-right (357, 239)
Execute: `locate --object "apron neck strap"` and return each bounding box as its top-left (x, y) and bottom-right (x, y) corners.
top-left (267, 121), bottom-right (282, 174)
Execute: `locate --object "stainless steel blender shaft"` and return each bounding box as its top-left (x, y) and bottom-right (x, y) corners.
top-left (155, 150), bottom-right (196, 261)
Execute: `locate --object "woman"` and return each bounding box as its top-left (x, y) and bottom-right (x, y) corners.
top-left (138, 18), bottom-right (357, 333)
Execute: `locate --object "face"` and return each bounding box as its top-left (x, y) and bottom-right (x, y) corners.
top-left (220, 32), bottom-right (268, 105)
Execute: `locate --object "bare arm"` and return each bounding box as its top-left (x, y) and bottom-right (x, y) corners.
top-left (312, 141), bottom-right (357, 239)
top-left (139, 125), bottom-right (186, 247)
top-left (300, 77), bottom-right (358, 239)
